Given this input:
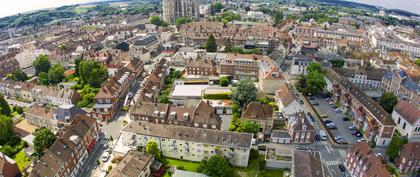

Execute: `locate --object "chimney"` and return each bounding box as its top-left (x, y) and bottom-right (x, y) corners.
top-left (183, 113), bottom-right (189, 121)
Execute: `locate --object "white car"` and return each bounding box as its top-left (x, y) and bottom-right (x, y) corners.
top-left (101, 152), bottom-right (110, 162)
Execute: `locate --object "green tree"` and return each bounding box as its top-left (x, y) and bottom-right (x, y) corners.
top-left (237, 120), bottom-right (261, 134)
top-left (379, 92), bottom-right (398, 113)
top-left (415, 59), bottom-right (420, 66)
top-left (304, 71), bottom-right (326, 95)
top-left (33, 127), bottom-right (56, 157)
top-left (330, 60), bottom-right (345, 67)
top-left (12, 106), bottom-right (24, 115)
top-left (224, 38), bottom-right (233, 53)
top-left (149, 16), bottom-right (168, 26)
top-left (220, 77), bottom-right (230, 87)
top-left (77, 61), bottom-right (108, 88)
top-left (0, 94), bottom-right (11, 116)
top-left (48, 64), bottom-right (65, 85)
top-left (212, 2), bottom-right (224, 14)
top-left (0, 115), bottom-right (14, 145)
top-left (175, 17), bottom-right (191, 25)
top-left (206, 34), bottom-right (217, 52)
top-left (38, 72), bottom-right (49, 85)
top-left (197, 155), bottom-right (232, 177)
top-left (33, 54), bottom-right (51, 76)
top-left (10, 69), bottom-right (28, 81)
top-left (232, 79), bottom-right (258, 108)
top-left (274, 11), bottom-right (283, 26)
top-left (386, 135), bottom-right (404, 161)
top-left (146, 141), bottom-right (163, 162)
top-left (306, 62), bottom-right (323, 74)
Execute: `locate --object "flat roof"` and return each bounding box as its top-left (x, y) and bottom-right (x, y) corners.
top-left (171, 85), bottom-right (209, 98)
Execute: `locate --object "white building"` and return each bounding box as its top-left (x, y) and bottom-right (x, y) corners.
top-left (114, 121), bottom-right (253, 167)
top-left (392, 101), bottom-right (420, 142)
top-left (275, 84), bottom-right (302, 116)
top-left (290, 57), bottom-right (311, 75)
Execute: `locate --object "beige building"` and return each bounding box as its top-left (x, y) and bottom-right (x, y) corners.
top-left (162, 0), bottom-right (199, 24)
top-left (108, 151), bottom-right (154, 177)
top-left (116, 121), bottom-right (253, 167)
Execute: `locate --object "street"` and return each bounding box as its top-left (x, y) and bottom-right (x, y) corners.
top-left (76, 133), bottom-right (105, 177)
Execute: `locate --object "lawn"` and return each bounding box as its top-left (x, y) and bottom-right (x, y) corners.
top-left (163, 158), bottom-right (201, 177)
top-left (234, 155), bottom-right (284, 177)
top-left (13, 150), bottom-right (31, 171)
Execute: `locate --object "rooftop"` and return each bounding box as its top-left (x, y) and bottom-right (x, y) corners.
top-left (108, 150), bottom-right (154, 177)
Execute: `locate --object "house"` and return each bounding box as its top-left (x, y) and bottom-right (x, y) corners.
top-left (345, 142), bottom-right (392, 177)
top-left (286, 112), bottom-right (315, 143)
top-left (292, 151), bottom-right (325, 177)
top-left (258, 61), bottom-right (286, 94)
top-left (30, 115), bottom-right (99, 177)
top-left (392, 101), bottom-right (420, 142)
top-left (325, 68), bottom-right (396, 147)
top-left (185, 58), bottom-right (216, 76)
top-left (129, 101), bottom-right (222, 130)
top-left (241, 102), bottom-right (274, 137)
top-left (290, 57), bottom-right (312, 75)
top-left (332, 67), bottom-right (386, 91)
top-left (0, 153), bottom-right (21, 177)
top-left (0, 54), bottom-right (19, 78)
top-left (137, 59), bottom-right (167, 103)
top-left (396, 142), bottom-right (420, 174)
top-left (115, 121), bottom-right (252, 167)
top-left (25, 106), bottom-right (55, 130)
top-left (270, 130), bottom-right (292, 144)
top-left (275, 84), bottom-right (302, 115)
top-left (108, 150), bottom-right (154, 177)
top-left (219, 54), bottom-right (266, 80)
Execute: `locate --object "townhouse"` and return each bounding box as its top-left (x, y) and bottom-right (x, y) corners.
top-left (138, 58), bottom-right (168, 103)
top-left (130, 101), bottom-right (222, 130)
top-left (185, 58), bottom-right (217, 76)
top-left (91, 59), bottom-right (144, 121)
top-left (370, 34), bottom-right (420, 57)
top-left (345, 142), bottom-right (392, 177)
top-left (241, 102), bottom-right (274, 136)
top-left (108, 150), bottom-right (154, 177)
top-left (381, 70), bottom-right (420, 108)
top-left (325, 68), bottom-right (396, 146)
top-left (396, 142), bottom-right (420, 174)
top-left (116, 121), bottom-right (253, 167)
top-left (286, 112), bottom-right (315, 143)
top-left (392, 101), bottom-right (420, 142)
top-left (30, 115), bottom-right (100, 177)
top-left (275, 84), bottom-right (302, 116)
top-left (0, 80), bottom-right (81, 106)
top-left (333, 67), bottom-right (386, 91)
top-left (292, 151), bottom-right (325, 177)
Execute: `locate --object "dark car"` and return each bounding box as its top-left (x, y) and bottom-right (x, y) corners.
top-left (342, 117), bottom-right (350, 121)
top-left (338, 164), bottom-right (346, 172)
top-left (323, 119), bottom-right (332, 124)
top-left (332, 105), bottom-right (338, 108)
top-left (315, 134), bottom-right (321, 141)
top-left (257, 145), bottom-right (266, 151)
top-left (311, 102), bottom-right (320, 106)
top-left (309, 97), bottom-right (315, 100)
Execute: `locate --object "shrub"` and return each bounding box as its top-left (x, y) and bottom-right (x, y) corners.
top-left (203, 93), bottom-right (231, 100)
top-left (177, 165), bottom-right (185, 170)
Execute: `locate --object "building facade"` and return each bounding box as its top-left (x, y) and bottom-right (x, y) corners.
top-left (396, 142), bottom-right (420, 174)
top-left (162, 0), bottom-right (199, 24)
top-left (392, 101), bottom-right (420, 142)
top-left (381, 70), bottom-right (420, 108)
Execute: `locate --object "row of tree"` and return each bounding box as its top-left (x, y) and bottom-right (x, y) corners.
top-left (33, 55), bottom-right (65, 85)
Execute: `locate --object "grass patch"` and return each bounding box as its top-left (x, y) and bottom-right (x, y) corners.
top-left (233, 155), bottom-right (283, 177)
top-left (75, 6), bottom-right (90, 14)
top-left (163, 158), bottom-right (201, 177)
top-left (13, 150), bottom-right (31, 171)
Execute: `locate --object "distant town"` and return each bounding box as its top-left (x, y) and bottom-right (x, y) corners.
top-left (0, 0), bottom-right (419, 177)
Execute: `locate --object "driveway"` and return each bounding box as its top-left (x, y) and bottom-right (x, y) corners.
top-left (311, 96), bottom-right (358, 145)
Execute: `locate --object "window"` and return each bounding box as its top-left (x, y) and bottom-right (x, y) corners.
top-left (403, 122), bottom-right (406, 129)
top-left (398, 117), bottom-right (401, 124)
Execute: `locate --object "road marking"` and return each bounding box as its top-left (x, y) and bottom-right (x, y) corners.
top-left (325, 145), bottom-right (332, 153)
top-left (325, 160), bottom-right (341, 166)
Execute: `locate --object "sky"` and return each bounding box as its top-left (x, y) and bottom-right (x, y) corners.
top-left (345, 0), bottom-right (420, 15)
top-left (0, 0), bottom-right (95, 18)
top-left (0, 0), bottom-right (419, 18)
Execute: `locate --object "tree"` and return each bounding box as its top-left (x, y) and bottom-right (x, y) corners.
top-left (10, 69), bottom-right (28, 81)
top-left (330, 60), bottom-right (345, 67)
top-left (224, 38), bottom-right (233, 53)
top-left (175, 17), bottom-right (191, 25)
top-left (220, 77), bottom-right (230, 87)
top-left (33, 54), bottom-right (51, 76)
top-left (386, 135), bottom-right (404, 162)
top-left (211, 2), bottom-right (224, 15)
top-left (0, 94), bottom-right (11, 116)
top-left (38, 72), bottom-right (49, 85)
top-left (379, 92), bottom-right (398, 113)
top-left (237, 120), bottom-right (261, 134)
top-left (274, 11), bottom-right (283, 26)
top-left (77, 61), bottom-right (108, 88)
top-left (48, 64), bottom-right (65, 85)
top-left (306, 62), bottom-right (323, 74)
top-left (232, 79), bottom-right (257, 108)
top-left (415, 59), bottom-right (420, 66)
top-left (197, 155), bottom-right (232, 177)
top-left (12, 106), bottom-right (24, 115)
top-left (33, 127), bottom-right (56, 157)
top-left (305, 71), bottom-right (326, 95)
top-left (149, 16), bottom-right (168, 26)
top-left (146, 141), bottom-right (164, 162)
top-left (206, 34), bottom-right (217, 52)
top-left (0, 115), bottom-right (14, 145)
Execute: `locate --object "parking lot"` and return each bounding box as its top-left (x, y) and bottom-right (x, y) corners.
top-left (309, 95), bottom-right (359, 145)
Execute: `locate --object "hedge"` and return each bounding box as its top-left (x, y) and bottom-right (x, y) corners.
top-left (203, 93), bottom-right (231, 100)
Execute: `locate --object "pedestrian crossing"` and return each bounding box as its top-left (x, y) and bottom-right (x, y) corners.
top-left (324, 160), bottom-right (341, 166)
top-left (315, 141), bottom-right (329, 146)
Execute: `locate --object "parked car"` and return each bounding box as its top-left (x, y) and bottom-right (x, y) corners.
top-left (338, 164), bottom-right (346, 172)
top-left (320, 130), bottom-right (327, 141)
top-left (103, 143), bottom-right (109, 149)
top-left (357, 138), bottom-right (366, 143)
top-left (101, 152), bottom-right (110, 162)
top-left (335, 136), bottom-right (345, 144)
top-left (349, 125), bottom-right (357, 130)
top-left (315, 134), bottom-right (321, 141)
top-left (335, 108), bottom-right (342, 113)
top-left (296, 145), bottom-right (311, 151)
top-left (309, 97), bottom-right (315, 100)
top-left (342, 117), bottom-right (350, 121)
top-left (327, 123), bottom-right (337, 129)
top-left (323, 119), bottom-right (332, 124)
top-left (332, 105), bottom-right (338, 109)
top-left (311, 102), bottom-right (320, 106)
top-left (257, 145), bottom-right (267, 151)
top-left (320, 113), bottom-right (328, 118)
